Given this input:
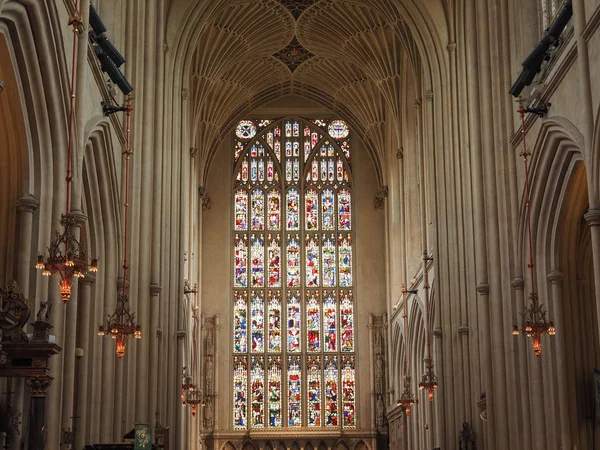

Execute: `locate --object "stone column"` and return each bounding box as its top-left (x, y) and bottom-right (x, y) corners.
top-left (26, 375), bottom-right (53, 450)
top-left (511, 277), bottom-right (532, 449)
top-left (584, 210), bottom-right (600, 348)
top-left (60, 211), bottom-right (87, 446)
top-left (11, 195), bottom-right (40, 450)
top-left (547, 270), bottom-right (570, 448)
top-left (74, 274), bottom-right (95, 449)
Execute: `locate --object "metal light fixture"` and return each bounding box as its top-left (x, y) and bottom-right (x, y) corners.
top-left (396, 282), bottom-right (415, 416)
top-left (35, 1), bottom-right (98, 301)
top-left (181, 367), bottom-right (194, 405)
top-left (97, 98), bottom-right (140, 358)
top-left (418, 359), bottom-right (439, 401)
top-left (512, 105), bottom-right (555, 356)
top-left (98, 292), bottom-right (141, 358)
top-left (398, 375), bottom-right (415, 416)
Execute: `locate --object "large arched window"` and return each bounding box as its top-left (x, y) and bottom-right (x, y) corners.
top-left (232, 118), bottom-right (356, 430)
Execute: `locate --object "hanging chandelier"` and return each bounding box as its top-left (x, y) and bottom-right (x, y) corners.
top-left (418, 359), bottom-right (438, 401)
top-left (396, 282), bottom-right (415, 416)
top-left (419, 254), bottom-right (438, 401)
top-left (398, 375), bottom-right (415, 415)
top-left (35, 0), bottom-right (98, 301)
top-left (97, 98), bottom-right (141, 358)
top-left (512, 105), bottom-right (555, 356)
top-left (97, 292), bottom-right (141, 358)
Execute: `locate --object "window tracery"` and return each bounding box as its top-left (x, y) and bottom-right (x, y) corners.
top-left (232, 118), bottom-right (356, 430)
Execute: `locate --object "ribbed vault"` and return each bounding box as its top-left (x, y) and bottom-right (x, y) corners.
top-left (187, 0), bottom-right (424, 185)
top-left (294, 57), bottom-right (386, 182)
top-left (189, 0), bottom-right (294, 132)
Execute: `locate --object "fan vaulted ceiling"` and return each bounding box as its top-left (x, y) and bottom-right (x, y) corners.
top-left (187, 0), bottom-right (422, 180)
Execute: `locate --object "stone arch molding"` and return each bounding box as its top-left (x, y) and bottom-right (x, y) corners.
top-left (592, 103), bottom-right (600, 205)
top-left (519, 116), bottom-right (585, 269)
top-left (0, 0), bottom-right (72, 199)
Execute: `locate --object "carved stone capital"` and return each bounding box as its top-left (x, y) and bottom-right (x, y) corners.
top-left (511, 277), bottom-right (525, 290)
top-left (476, 282), bottom-right (489, 295)
top-left (150, 283), bottom-right (162, 296)
top-left (190, 147), bottom-right (198, 158)
top-left (27, 375), bottom-right (53, 397)
top-left (584, 209), bottom-right (600, 227)
top-left (433, 328), bottom-right (442, 338)
top-left (374, 185), bottom-right (389, 210)
top-left (70, 209), bottom-right (88, 226)
top-left (447, 41), bottom-right (457, 52)
top-left (181, 88), bottom-right (189, 100)
top-left (79, 274), bottom-right (96, 286)
top-left (16, 195), bottom-right (40, 213)
top-left (458, 324), bottom-right (469, 336)
top-left (425, 89), bottom-right (434, 101)
top-left (414, 99), bottom-right (422, 109)
top-left (547, 270), bottom-right (564, 284)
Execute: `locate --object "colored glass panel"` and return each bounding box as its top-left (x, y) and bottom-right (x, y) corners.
top-left (241, 159), bottom-right (249, 182)
top-left (305, 235), bottom-right (320, 287)
top-left (267, 190), bottom-right (281, 231)
top-left (235, 141), bottom-right (244, 162)
top-left (322, 189), bottom-right (335, 230)
top-left (340, 291), bottom-right (354, 352)
top-left (288, 358), bottom-right (302, 427)
top-left (251, 358), bottom-right (265, 427)
top-left (286, 237), bottom-right (300, 287)
top-left (287, 292), bottom-right (301, 352)
top-left (336, 158), bottom-right (344, 182)
top-left (322, 235), bottom-right (336, 287)
top-left (267, 159), bottom-right (275, 183)
top-left (338, 189), bottom-right (351, 230)
top-left (268, 292), bottom-right (281, 352)
top-left (293, 159), bottom-right (300, 182)
top-left (268, 236), bottom-right (281, 288)
top-left (258, 159), bottom-right (265, 182)
top-left (251, 292), bottom-right (264, 353)
top-left (236, 120), bottom-right (257, 140)
top-left (305, 189), bottom-right (319, 230)
top-left (268, 358), bottom-right (282, 427)
top-left (285, 159), bottom-right (292, 182)
top-left (338, 234), bottom-right (352, 287)
top-left (342, 359), bottom-right (355, 428)
top-left (234, 235), bottom-right (248, 288)
top-left (250, 235), bottom-right (264, 287)
top-left (251, 190), bottom-right (264, 231)
top-left (233, 357), bottom-right (248, 429)
top-left (251, 159), bottom-right (257, 182)
top-left (235, 190), bottom-right (248, 231)
top-left (328, 120), bottom-right (349, 139)
top-left (233, 292), bottom-right (247, 353)
top-left (325, 358), bottom-right (339, 427)
top-left (307, 293), bottom-right (321, 352)
top-left (274, 139), bottom-right (281, 161)
top-left (307, 357), bottom-right (322, 427)
top-left (323, 292), bottom-right (337, 352)
top-left (286, 189), bottom-right (299, 230)
top-left (341, 140), bottom-right (350, 162)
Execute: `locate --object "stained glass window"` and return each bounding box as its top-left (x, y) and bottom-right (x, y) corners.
top-left (233, 356), bottom-right (248, 429)
top-left (232, 118), bottom-right (355, 430)
top-left (251, 357), bottom-right (265, 427)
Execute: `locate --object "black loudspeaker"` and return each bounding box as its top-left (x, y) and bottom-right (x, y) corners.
top-left (89, 5), bottom-right (107, 35)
